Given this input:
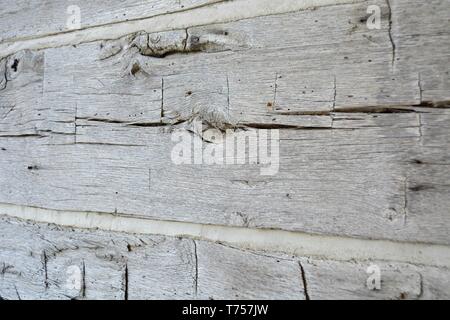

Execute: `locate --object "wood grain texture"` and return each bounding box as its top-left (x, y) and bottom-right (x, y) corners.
top-left (196, 241), bottom-right (305, 300)
top-left (0, 216), bottom-right (194, 300)
top-left (0, 216), bottom-right (304, 300)
top-left (0, 0), bottom-right (223, 43)
top-left (1, 216), bottom-right (449, 300)
top-left (1, 108), bottom-right (449, 243)
top-left (1, 0), bottom-right (450, 301)
top-left (392, 0), bottom-right (450, 103)
top-left (300, 257), bottom-right (450, 300)
top-left (0, 0), bottom-right (449, 245)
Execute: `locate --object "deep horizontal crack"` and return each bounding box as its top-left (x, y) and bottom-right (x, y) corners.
top-left (240, 123), bottom-right (321, 130)
top-left (0, 133), bottom-right (46, 138)
top-left (75, 142), bottom-right (146, 147)
top-left (76, 117), bottom-right (169, 127)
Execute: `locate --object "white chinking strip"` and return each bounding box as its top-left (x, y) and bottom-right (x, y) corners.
top-left (0, 0), bottom-right (364, 59)
top-left (1, 202), bottom-right (450, 268)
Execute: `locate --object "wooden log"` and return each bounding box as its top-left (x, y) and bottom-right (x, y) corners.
top-left (0, 0), bottom-right (223, 43)
top-left (1, 216), bottom-right (449, 300)
top-left (0, 2), bottom-right (449, 242)
top-left (1, 0), bottom-right (449, 299)
top-left (1, 107), bottom-right (449, 244)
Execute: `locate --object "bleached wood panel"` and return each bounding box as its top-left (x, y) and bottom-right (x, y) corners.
top-left (0, 0), bottom-right (449, 243)
top-left (0, 216), bottom-right (196, 299)
top-left (2, 0), bottom-right (448, 133)
top-left (0, 0), bottom-right (223, 43)
top-left (300, 257), bottom-right (450, 300)
top-left (1, 217), bottom-right (449, 300)
top-left (0, 51), bottom-right (45, 137)
top-left (196, 241), bottom-right (305, 300)
top-left (392, 0), bottom-right (450, 103)
top-left (126, 237), bottom-right (197, 300)
top-left (0, 217), bottom-right (304, 300)
top-left (0, 108), bottom-right (449, 244)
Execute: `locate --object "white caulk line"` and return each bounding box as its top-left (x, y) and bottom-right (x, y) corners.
top-left (0, 0), bottom-right (226, 45)
top-left (1, 202), bottom-right (450, 268)
top-left (0, 0), bottom-right (364, 59)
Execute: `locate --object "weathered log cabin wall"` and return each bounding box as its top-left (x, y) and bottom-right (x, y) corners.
top-left (0, 0), bottom-right (449, 299)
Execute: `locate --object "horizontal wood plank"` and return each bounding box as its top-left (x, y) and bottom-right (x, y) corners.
top-left (1, 0), bottom-right (449, 244)
top-left (0, 0), bottom-right (223, 43)
top-left (0, 108), bottom-right (449, 244)
top-left (1, 217), bottom-right (449, 300)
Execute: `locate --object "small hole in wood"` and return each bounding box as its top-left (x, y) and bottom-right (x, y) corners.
top-left (11, 59), bottom-right (19, 72)
top-left (130, 63), bottom-right (140, 76)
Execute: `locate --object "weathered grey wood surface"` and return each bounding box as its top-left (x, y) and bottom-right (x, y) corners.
top-left (2, 108), bottom-right (450, 244)
top-left (0, 217), bottom-right (449, 300)
top-left (1, 0), bottom-right (449, 244)
top-left (1, 0), bottom-right (449, 299)
top-left (0, 0), bottom-right (223, 43)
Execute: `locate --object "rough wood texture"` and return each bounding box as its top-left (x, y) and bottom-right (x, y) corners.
top-left (1, 0), bottom-right (450, 299)
top-left (196, 241), bottom-right (305, 300)
top-left (300, 257), bottom-right (450, 300)
top-left (0, 0), bottom-right (223, 43)
top-left (1, 107), bottom-right (450, 244)
top-left (0, 0), bottom-right (449, 245)
top-left (0, 216), bottom-right (196, 300)
top-left (1, 217), bottom-right (449, 300)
